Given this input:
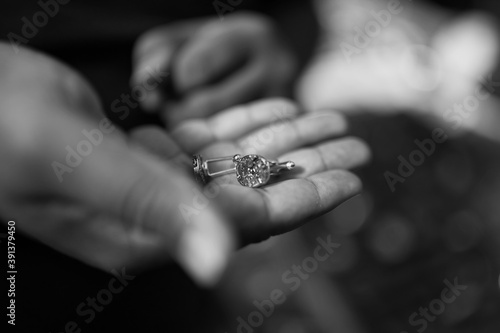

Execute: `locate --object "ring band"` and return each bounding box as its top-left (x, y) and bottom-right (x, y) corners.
top-left (193, 154), bottom-right (295, 188)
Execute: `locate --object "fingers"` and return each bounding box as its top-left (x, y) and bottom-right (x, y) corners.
top-left (132, 19), bottom-right (208, 82)
top-left (276, 137), bottom-right (372, 179)
top-left (132, 14), bottom-right (295, 123)
top-left (259, 170), bottom-right (362, 233)
top-left (1, 199), bottom-right (169, 273)
top-left (159, 15), bottom-right (290, 125)
top-left (131, 19), bottom-right (208, 111)
top-left (196, 137), bottom-right (369, 189)
top-left (0, 44), bottom-right (236, 285)
top-left (67, 135), bottom-right (235, 285)
top-left (171, 18), bottom-right (252, 93)
top-left (236, 111), bottom-right (348, 158)
top-left (171, 98), bottom-right (300, 153)
top-left (212, 170), bottom-right (362, 244)
top-left (172, 102), bottom-right (350, 160)
top-left (131, 16), bottom-right (259, 115)
top-left (129, 125), bottom-right (191, 168)
top-left (190, 108), bottom-right (353, 188)
top-left (18, 112), bottom-right (236, 285)
top-left (163, 59), bottom-right (268, 126)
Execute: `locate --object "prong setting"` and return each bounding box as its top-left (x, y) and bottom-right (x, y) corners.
top-left (232, 154), bottom-right (241, 163)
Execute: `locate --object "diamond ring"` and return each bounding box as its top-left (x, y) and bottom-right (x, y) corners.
top-left (193, 154), bottom-right (295, 188)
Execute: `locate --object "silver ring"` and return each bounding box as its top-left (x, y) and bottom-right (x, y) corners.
top-left (193, 154), bottom-right (295, 188)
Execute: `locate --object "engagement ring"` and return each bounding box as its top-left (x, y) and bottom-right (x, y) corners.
top-left (193, 154), bottom-right (295, 188)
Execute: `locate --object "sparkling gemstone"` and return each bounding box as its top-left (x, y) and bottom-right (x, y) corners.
top-left (192, 155), bottom-right (207, 185)
top-left (235, 155), bottom-right (271, 188)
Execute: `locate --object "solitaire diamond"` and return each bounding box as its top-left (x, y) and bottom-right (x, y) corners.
top-left (235, 154), bottom-right (271, 188)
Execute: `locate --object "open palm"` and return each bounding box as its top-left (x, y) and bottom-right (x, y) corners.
top-left (132, 99), bottom-right (371, 245)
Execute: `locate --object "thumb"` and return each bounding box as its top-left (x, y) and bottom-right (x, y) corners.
top-left (50, 115), bottom-right (236, 286)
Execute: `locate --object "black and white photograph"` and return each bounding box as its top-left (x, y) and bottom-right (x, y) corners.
top-left (1, 0), bottom-right (500, 332)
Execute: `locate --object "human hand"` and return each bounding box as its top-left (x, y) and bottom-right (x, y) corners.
top-left (0, 44), bottom-right (368, 286)
top-left (131, 13), bottom-right (296, 127)
top-left (132, 99), bottom-right (371, 244)
top-left (0, 44), bottom-right (235, 285)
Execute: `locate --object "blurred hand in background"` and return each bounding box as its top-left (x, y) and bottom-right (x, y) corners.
top-left (131, 13), bottom-right (297, 128)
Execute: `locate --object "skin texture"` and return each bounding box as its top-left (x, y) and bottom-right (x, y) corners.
top-left (0, 43), bottom-right (370, 286)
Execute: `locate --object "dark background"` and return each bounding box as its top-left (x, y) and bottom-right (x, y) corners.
top-left (2, 1), bottom-right (500, 332)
